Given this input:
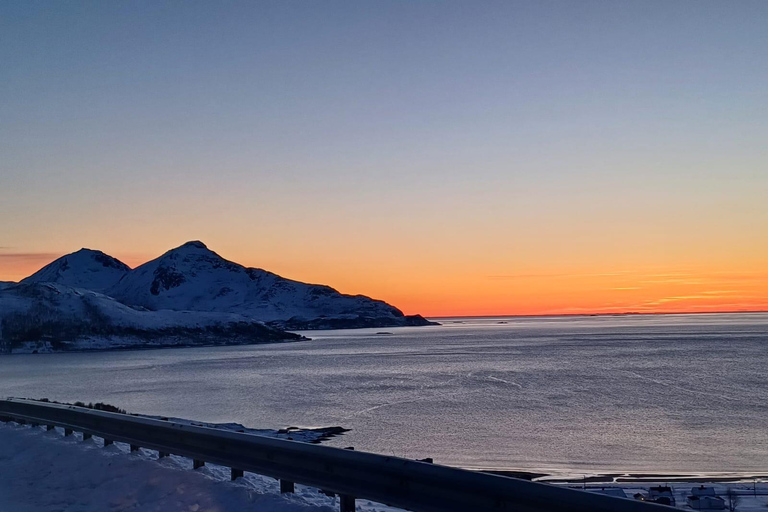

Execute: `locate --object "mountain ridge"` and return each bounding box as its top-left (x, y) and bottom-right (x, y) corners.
top-left (1, 241), bottom-right (434, 352)
top-left (104, 240), bottom-right (430, 329)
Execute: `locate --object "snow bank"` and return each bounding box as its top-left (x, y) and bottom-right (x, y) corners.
top-left (2, 421), bottom-right (765, 511)
top-left (0, 422), bottom-right (403, 512)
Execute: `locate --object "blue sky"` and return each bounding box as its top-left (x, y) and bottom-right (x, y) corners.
top-left (1, 1), bottom-right (767, 314)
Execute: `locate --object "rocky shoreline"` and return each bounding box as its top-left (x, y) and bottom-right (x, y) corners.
top-left (484, 469), bottom-right (768, 484)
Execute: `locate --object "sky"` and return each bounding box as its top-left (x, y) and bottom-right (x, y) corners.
top-left (1, 1), bottom-right (767, 317)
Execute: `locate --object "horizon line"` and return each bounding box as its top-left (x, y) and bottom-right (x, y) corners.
top-left (426, 309), bottom-right (768, 320)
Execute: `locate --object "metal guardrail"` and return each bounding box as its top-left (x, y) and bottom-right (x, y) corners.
top-left (0, 398), bottom-right (670, 512)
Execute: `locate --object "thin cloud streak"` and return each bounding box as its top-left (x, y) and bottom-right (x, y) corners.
top-left (487, 271), bottom-right (634, 280)
top-left (485, 270), bottom-right (768, 282)
top-left (0, 253), bottom-right (62, 263)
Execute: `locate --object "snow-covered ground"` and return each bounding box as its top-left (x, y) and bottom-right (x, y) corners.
top-left (0, 421), bottom-right (403, 512)
top-left (1, 421), bottom-right (766, 512)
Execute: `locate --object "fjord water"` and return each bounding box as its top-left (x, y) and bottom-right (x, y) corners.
top-left (1, 313), bottom-right (766, 477)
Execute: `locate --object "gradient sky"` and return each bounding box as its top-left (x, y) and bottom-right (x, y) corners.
top-left (1, 1), bottom-right (767, 316)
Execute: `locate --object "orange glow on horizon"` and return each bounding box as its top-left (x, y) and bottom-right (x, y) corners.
top-left (373, 272), bottom-right (768, 318)
top-left (5, 249), bottom-right (766, 319)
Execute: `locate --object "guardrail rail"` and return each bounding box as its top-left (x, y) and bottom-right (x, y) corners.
top-left (0, 398), bottom-right (671, 512)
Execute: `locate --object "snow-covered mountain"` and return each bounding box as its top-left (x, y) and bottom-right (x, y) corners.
top-left (0, 282), bottom-right (302, 354)
top-left (2, 240), bottom-right (433, 352)
top-left (107, 241), bottom-right (432, 329)
top-left (21, 249), bottom-right (130, 292)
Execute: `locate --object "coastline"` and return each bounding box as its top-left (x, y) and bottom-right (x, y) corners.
top-left (484, 469), bottom-right (768, 484)
top-left (3, 335), bottom-right (309, 355)
top-left (430, 310), bottom-right (768, 321)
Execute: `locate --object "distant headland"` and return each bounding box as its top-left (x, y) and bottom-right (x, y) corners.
top-left (0, 241), bottom-right (436, 354)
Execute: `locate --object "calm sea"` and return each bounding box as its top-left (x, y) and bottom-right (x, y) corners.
top-left (1, 313), bottom-right (766, 478)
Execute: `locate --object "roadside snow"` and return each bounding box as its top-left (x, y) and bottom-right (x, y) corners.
top-left (0, 422), bottom-right (403, 512)
top-left (1, 421), bottom-right (766, 512)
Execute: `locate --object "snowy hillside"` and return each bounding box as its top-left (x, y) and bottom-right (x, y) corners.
top-left (21, 248), bottom-right (130, 292)
top-left (3, 240), bottom-right (434, 351)
top-left (108, 241), bottom-right (433, 329)
top-left (0, 282), bottom-right (302, 353)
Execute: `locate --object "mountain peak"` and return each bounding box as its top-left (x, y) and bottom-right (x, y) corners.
top-left (179, 240), bottom-right (208, 250)
top-left (73, 247), bottom-right (111, 259)
top-left (21, 248), bottom-right (130, 292)
top-left (161, 241), bottom-right (222, 262)
top-left (164, 241), bottom-right (215, 257)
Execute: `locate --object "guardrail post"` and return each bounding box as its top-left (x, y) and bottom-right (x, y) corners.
top-left (130, 444), bottom-right (140, 453)
top-left (231, 468), bottom-right (244, 481)
top-left (158, 451), bottom-right (169, 459)
top-left (193, 459), bottom-right (205, 469)
top-left (103, 438), bottom-right (113, 447)
top-left (83, 433), bottom-right (92, 440)
top-left (64, 428), bottom-right (73, 436)
top-left (280, 479), bottom-right (295, 493)
top-left (339, 494), bottom-right (355, 512)
top-left (46, 425), bottom-right (55, 431)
